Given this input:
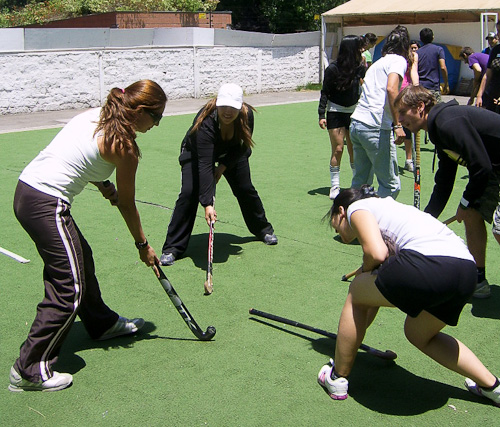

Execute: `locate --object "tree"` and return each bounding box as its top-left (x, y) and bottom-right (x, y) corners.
top-left (217, 0), bottom-right (344, 33)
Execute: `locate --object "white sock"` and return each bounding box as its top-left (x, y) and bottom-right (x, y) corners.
top-left (330, 165), bottom-right (340, 188)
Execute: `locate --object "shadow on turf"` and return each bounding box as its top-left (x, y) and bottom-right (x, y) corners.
top-left (470, 283), bottom-right (500, 319)
top-left (308, 186), bottom-right (330, 197)
top-left (181, 232), bottom-right (256, 269)
top-left (250, 317), bottom-right (489, 413)
top-left (55, 320), bottom-right (207, 375)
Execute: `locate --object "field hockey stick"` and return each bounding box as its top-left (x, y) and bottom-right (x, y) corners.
top-left (249, 308), bottom-right (397, 360)
top-left (413, 131), bottom-right (421, 209)
top-left (0, 246), bottom-right (30, 263)
top-left (204, 196), bottom-right (215, 295)
top-left (156, 265), bottom-right (216, 340)
top-left (341, 267), bottom-right (359, 282)
top-left (341, 215), bottom-right (458, 282)
top-left (443, 215), bottom-right (457, 225)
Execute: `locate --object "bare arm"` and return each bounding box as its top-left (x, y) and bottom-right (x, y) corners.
top-left (387, 72), bottom-right (405, 144)
top-left (476, 69), bottom-right (492, 107)
top-left (410, 52), bottom-right (419, 85)
top-left (468, 64), bottom-right (483, 105)
top-left (439, 58), bottom-right (449, 94)
top-left (349, 210), bottom-right (389, 272)
top-left (108, 147), bottom-right (159, 273)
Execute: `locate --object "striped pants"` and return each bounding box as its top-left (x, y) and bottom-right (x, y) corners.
top-left (12, 181), bottom-right (118, 383)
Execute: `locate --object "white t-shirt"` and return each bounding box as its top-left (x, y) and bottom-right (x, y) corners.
top-left (20, 108), bottom-right (115, 204)
top-left (351, 54), bottom-right (407, 130)
top-left (347, 197), bottom-right (474, 261)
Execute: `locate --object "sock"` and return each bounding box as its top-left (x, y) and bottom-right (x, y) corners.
top-left (330, 369), bottom-right (344, 381)
top-left (330, 165), bottom-right (340, 188)
top-left (477, 267), bottom-right (486, 283)
top-left (483, 377), bottom-right (500, 391)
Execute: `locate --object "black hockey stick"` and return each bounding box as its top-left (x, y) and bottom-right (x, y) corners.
top-left (413, 131), bottom-right (421, 209)
top-left (249, 308), bottom-right (397, 360)
top-left (156, 265), bottom-right (216, 341)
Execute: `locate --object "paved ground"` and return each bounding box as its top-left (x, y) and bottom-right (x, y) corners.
top-left (0, 90), bottom-right (321, 134)
top-left (0, 91), bottom-right (468, 134)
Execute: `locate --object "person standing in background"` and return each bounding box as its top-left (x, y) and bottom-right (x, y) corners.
top-left (482, 32), bottom-right (498, 55)
top-left (459, 47), bottom-right (489, 106)
top-left (318, 35), bottom-right (366, 199)
top-left (361, 33), bottom-right (378, 68)
top-left (349, 27), bottom-right (409, 199)
top-left (417, 28), bottom-right (449, 102)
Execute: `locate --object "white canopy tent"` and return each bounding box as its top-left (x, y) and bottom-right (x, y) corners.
top-left (320, 0), bottom-right (499, 81)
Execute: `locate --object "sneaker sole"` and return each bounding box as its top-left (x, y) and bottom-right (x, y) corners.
top-left (8, 383), bottom-right (72, 392)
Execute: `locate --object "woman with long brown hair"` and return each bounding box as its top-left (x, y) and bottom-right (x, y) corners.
top-left (160, 83), bottom-right (277, 266)
top-left (9, 79), bottom-right (167, 392)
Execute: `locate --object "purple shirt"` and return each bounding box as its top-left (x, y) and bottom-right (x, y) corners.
top-left (468, 52), bottom-right (489, 77)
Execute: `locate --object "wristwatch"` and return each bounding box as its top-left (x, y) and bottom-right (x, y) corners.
top-left (135, 240), bottom-right (148, 250)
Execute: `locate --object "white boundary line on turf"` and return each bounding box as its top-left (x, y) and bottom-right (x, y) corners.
top-left (0, 247), bottom-right (30, 263)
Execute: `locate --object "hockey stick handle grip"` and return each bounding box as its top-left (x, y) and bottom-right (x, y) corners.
top-left (443, 215), bottom-right (457, 225)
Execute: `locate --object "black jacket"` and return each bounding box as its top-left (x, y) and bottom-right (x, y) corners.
top-left (318, 61), bottom-right (365, 119)
top-left (179, 106), bottom-right (253, 207)
top-left (424, 100), bottom-right (500, 217)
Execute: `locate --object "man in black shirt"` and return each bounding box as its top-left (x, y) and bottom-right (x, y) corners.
top-left (395, 85), bottom-right (500, 299)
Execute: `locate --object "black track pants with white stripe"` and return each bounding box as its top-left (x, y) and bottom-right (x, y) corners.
top-left (12, 181), bottom-right (118, 383)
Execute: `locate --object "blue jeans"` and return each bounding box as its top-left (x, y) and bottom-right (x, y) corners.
top-left (350, 119), bottom-right (400, 199)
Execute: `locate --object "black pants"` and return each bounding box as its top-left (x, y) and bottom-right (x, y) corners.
top-left (12, 181), bottom-right (118, 383)
top-left (162, 155), bottom-right (274, 257)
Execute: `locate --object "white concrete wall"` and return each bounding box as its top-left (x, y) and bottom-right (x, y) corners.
top-left (0, 45), bottom-right (319, 114)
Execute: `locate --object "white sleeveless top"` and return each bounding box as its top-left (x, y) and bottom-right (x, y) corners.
top-left (347, 197), bottom-right (474, 261)
top-left (20, 108), bottom-right (115, 204)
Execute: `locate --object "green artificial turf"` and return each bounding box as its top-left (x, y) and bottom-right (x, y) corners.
top-left (1, 102), bottom-right (500, 426)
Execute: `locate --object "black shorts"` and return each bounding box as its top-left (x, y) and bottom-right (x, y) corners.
top-left (326, 111), bottom-right (352, 130)
top-left (403, 126), bottom-right (411, 140)
top-left (374, 250), bottom-right (476, 326)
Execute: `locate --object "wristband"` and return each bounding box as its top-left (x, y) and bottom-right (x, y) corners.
top-left (392, 124), bottom-right (403, 130)
top-left (135, 240), bottom-right (148, 250)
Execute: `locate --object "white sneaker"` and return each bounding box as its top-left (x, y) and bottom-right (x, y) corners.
top-left (465, 377), bottom-right (500, 407)
top-left (8, 366), bottom-right (73, 392)
top-left (317, 359), bottom-right (348, 400)
top-left (97, 316), bottom-right (145, 340)
top-left (473, 279), bottom-right (491, 299)
top-left (404, 160), bottom-right (414, 172)
top-left (329, 186), bottom-right (340, 200)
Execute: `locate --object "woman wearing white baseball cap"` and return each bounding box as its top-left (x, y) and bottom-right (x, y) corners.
top-left (160, 83), bottom-right (277, 266)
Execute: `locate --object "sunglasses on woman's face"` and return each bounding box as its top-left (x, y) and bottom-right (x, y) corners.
top-left (147, 110), bottom-right (163, 125)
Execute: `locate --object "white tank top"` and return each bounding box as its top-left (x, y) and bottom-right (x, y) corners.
top-left (19, 108), bottom-right (115, 204)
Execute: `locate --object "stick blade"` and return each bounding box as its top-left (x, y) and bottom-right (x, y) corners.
top-left (204, 278), bottom-right (213, 295)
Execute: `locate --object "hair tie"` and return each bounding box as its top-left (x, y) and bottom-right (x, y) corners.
top-left (121, 88), bottom-right (125, 94)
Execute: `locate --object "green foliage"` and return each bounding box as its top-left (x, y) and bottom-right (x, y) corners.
top-left (260, 0), bottom-right (342, 33)
top-left (0, 0), bottom-right (219, 27)
top-left (217, 0), bottom-right (345, 33)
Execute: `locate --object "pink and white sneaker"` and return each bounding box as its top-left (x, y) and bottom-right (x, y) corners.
top-left (317, 359), bottom-right (349, 400)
